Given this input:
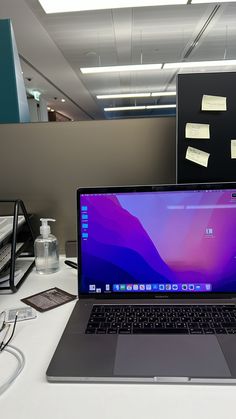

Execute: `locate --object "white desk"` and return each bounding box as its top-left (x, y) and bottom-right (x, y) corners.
top-left (0, 259), bottom-right (236, 419)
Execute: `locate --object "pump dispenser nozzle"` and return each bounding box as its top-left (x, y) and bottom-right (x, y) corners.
top-left (40, 218), bottom-right (56, 239)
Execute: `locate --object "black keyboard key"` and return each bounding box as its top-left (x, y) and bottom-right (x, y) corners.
top-left (88, 319), bottom-right (100, 326)
top-left (165, 322), bottom-right (176, 328)
top-left (100, 322), bottom-right (111, 328)
top-left (133, 328), bottom-right (188, 334)
top-left (87, 322), bottom-right (100, 329)
top-left (94, 313), bottom-right (106, 319)
top-left (199, 322), bottom-right (210, 328)
top-left (221, 322), bottom-right (236, 328)
top-left (119, 329), bottom-right (131, 334)
top-left (85, 329), bottom-right (96, 334)
top-left (204, 329), bottom-right (215, 334)
top-left (107, 329), bottom-right (117, 334)
top-left (96, 329), bottom-right (106, 334)
top-left (215, 329), bottom-right (227, 334)
top-left (92, 317), bottom-right (106, 323)
top-left (189, 322), bottom-right (200, 329)
top-left (227, 329), bottom-right (236, 334)
top-left (154, 323), bottom-right (165, 328)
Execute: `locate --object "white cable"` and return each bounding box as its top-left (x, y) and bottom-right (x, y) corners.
top-left (0, 344), bottom-right (25, 396)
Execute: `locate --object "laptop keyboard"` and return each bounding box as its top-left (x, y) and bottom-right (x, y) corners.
top-left (85, 304), bottom-right (236, 335)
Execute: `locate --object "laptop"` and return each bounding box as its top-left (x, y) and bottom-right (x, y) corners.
top-left (47, 182), bottom-right (236, 384)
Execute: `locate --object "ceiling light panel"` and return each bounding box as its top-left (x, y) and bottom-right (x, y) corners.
top-left (104, 106), bottom-right (146, 111)
top-left (97, 92), bottom-right (176, 99)
top-left (104, 104), bottom-right (176, 111)
top-left (192, 0), bottom-right (236, 3)
top-left (97, 93), bottom-right (151, 99)
top-left (151, 91), bottom-right (176, 96)
top-left (38, 0), bottom-right (187, 14)
top-left (146, 104), bottom-right (176, 109)
top-left (164, 60), bottom-right (236, 69)
top-left (81, 63), bottom-right (163, 74)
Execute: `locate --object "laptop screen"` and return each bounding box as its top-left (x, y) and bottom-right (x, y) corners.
top-left (78, 184), bottom-right (236, 296)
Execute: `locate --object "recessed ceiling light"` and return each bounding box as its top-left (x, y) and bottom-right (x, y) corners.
top-left (146, 104), bottom-right (176, 109)
top-left (47, 106), bottom-right (51, 110)
top-left (97, 93), bottom-right (151, 99)
top-left (97, 91), bottom-right (176, 99)
top-left (104, 106), bottom-right (146, 112)
top-left (104, 104), bottom-right (176, 111)
top-left (38, 0), bottom-right (187, 14)
top-left (83, 58), bottom-right (236, 74)
top-left (151, 91), bottom-right (176, 97)
top-left (50, 109), bottom-right (55, 112)
top-left (191, 0), bottom-right (235, 3)
top-left (81, 63), bottom-right (163, 74)
top-left (61, 99), bottom-right (66, 102)
top-left (164, 60), bottom-right (236, 69)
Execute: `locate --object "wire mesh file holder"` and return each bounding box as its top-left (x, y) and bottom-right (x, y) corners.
top-left (0, 200), bottom-right (35, 293)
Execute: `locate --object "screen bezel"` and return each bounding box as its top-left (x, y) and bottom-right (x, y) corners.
top-left (77, 181), bottom-right (236, 299)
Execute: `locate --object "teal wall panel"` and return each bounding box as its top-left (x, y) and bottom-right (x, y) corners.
top-left (0, 19), bottom-right (29, 123)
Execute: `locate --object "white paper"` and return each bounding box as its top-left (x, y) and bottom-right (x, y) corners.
top-left (201, 95), bottom-right (227, 111)
top-left (186, 146), bottom-right (210, 168)
top-left (231, 140), bottom-right (236, 159)
top-left (185, 123), bottom-right (210, 139)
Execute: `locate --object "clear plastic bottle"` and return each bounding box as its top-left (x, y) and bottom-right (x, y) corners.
top-left (34, 218), bottom-right (59, 274)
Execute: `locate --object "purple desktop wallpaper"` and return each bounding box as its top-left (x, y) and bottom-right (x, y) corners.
top-left (80, 190), bottom-right (236, 293)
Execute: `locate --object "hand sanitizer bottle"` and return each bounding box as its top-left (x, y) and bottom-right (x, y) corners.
top-left (34, 218), bottom-right (59, 274)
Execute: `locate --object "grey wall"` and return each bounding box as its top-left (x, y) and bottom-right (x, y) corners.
top-left (0, 117), bottom-right (176, 251)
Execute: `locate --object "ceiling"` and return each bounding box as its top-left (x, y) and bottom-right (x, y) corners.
top-left (0, 0), bottom-right (236, 121)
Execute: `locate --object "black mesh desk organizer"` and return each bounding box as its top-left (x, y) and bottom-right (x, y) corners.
top-left (0, 200), bottom-right (35, 293)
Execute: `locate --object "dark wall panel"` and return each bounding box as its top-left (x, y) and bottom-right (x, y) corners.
top-left (177, 72), bottom-right (236, 183)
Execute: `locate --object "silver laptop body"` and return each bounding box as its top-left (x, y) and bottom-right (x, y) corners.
top-left (47, 182), bottom-right (236, 384)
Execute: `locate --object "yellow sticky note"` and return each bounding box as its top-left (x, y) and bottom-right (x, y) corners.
top-left (231, 140), bottom-right (236, 159)
top-left (185, 123), bottom-right (210, 139)
top-left (186, 146), bottom-right (210, 168)
top-left (202, 95), bottom-right (227, 111)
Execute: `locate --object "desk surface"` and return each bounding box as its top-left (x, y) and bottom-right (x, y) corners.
top-left (0, 259), bottom-right (236, 419)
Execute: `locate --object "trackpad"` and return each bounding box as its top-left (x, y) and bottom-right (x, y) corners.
top-left (114, 335), bottom-right (231, 378)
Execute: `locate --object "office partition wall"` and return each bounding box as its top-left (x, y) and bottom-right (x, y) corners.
top-left (0, 118), bottom-right (176, 251)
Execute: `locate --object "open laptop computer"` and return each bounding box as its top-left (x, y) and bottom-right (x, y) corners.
top-left (47, 182), bottom-right (236, 384)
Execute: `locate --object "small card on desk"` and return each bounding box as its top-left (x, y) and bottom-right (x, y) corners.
top-left (21, 287), bottom-right (77, 312)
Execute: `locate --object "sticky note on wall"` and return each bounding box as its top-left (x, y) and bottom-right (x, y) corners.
top-left (185, 123), bottom-right (210, 139)
top-left (231, 140), bottom-right (236, 159)
top-left (186, 146), bottom-right (210, 167)
top-left (201, 95), bottom-right (227, 111)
